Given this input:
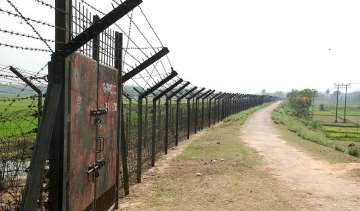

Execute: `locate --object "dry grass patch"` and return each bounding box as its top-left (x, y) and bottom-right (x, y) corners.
top-left (120, 105), bottom-right (303, 211)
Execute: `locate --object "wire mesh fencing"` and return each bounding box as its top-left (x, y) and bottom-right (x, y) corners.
top-left (0, 65), bottom-right (47, 210)
top-left (0, 0), bottom-right (277, 210)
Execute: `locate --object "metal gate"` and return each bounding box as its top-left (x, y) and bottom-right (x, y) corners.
top-left (66, 53), bottom-right (118, 211)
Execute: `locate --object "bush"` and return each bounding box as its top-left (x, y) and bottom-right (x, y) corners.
top-left (272, 103), bottom-right (333, 148)
top-left (348, 146), bottom-right (360, 157)
top-left (287, 89), bottom-right (317, 118)
top-left (307, 120), bottom-right (322, 130)
top-left (334, 144), bottom-right (346, 153)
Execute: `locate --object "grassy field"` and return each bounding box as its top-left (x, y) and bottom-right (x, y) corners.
top-left (312, 105), bottom-right (360, 143)
top-left (120, 103), bottom-right (302, 210)
top-left (273, 102), bottom-right (360, 157)
top-left (0, 98), bottom-right (38, 138)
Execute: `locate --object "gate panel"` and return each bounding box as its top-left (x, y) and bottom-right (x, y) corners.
top-left (95, 65), bottom-right (118, 210)
top-left (67, 53), bottom-right (118, 211)
top-left (68, 53), bottom-right (97, 211)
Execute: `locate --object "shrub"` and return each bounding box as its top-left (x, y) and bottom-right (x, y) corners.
top-left (287, 89), bottom-right (317, 118)
top-left (334, 144), bottom-right (345, 152)
top-left (348, 146), bottom-right (360, 157)
top-left (308, 120), bottom-right (322, 130)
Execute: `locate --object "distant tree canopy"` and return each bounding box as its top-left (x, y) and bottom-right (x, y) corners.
top-left (287, 89), bottom-right (317, 118)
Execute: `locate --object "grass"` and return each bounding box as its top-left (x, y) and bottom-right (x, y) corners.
top-left (0, 98), bottom-right (37, 163)
top-left (274, 124), bottom-right (359, 164)
top-left (0, 98), bottom-right (38, 138)
top-left (272, 102), bottom-right (360, 158)
top-left (123, 103), bottom-right (300, 211)
top-left (178, 104), bottom-right (269, 161)
top-left (312, 104), bottom-right (360, 142)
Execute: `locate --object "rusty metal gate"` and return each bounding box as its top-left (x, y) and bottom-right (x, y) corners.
top-left (66, 53), bottom-right (118, 211)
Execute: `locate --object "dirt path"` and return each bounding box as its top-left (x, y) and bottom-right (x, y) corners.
top-left (118, 107), bottom-right (305, 210)
top-left (241, 103), bottom-right (360, 211)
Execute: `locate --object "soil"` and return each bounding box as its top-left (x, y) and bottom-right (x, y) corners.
top-left (118, 103), bottom-right (360, 210)
top-left (241, 103), bottom-right (360, 211)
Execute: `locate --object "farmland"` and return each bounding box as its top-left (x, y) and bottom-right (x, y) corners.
top-left (273, 102), bottom-right (360, 157)
top-left (0, 97), bottom-right (38, 138)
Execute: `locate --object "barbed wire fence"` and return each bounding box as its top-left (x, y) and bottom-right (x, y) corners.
top-left (0, 0), bottom-right (52, 208)
top-left (0, 0), bottom-right (276, 210)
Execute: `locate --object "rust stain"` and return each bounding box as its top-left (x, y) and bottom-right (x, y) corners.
top-left (66, 53), bottom-right (118, 211)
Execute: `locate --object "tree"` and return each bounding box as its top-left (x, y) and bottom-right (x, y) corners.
top-left (325, 88), bottom-right (330, 95)
top-left (287, 89), bottom-right (317, 118)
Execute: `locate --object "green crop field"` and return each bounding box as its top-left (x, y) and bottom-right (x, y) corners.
top-left (0, 98), bottom-right (38, 138)
top-left (312, 104), bottom-right (360, 143)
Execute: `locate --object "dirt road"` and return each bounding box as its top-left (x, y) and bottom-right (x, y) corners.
top-left (241, 103), bottom-right (360, 211)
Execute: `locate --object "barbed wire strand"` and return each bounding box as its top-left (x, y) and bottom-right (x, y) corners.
top-left (6, 0), bottom-right (54, 53)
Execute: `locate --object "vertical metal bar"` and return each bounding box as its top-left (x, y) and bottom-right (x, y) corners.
top-left (175, 100), bottom-right (180, 145)
top-left (136, 98), bottom-right (143, 183)
top-left (115, 32), bottom-right (121, 207)
top-left (187, 98), bottom-right (191, 139)
top-left (151, 99), bottom-right (157, 166)
top-left (92, 14), bottom-right (101, 211)
top-left (201, 98), bottom-right (205, 130)
top-left (195, 98), bottom-right (198, 133)
top-left (208, 99), bottom-right (212, 128)
top-left (49, 0), bottom-right (71, 210)
top-left (165, 99), bottom-right (169, 154)
top-left (92, 15), bottom-right (100, 60)
top-left (158, 100), bottom-right (162, 153)
top-left (115, 32), bottom-right (130, 200)
top-left (144, 97), bottom-right (148, 154)
top-left (344, 85), bottom-right (348, 123)
top-left (216, 98), bottom-right (220, 123)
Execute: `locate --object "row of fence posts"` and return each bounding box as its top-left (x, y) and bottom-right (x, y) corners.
top-left (18, 0), bottom-right (277, 209)
top-left (128, 92), bottom-right (273, 186)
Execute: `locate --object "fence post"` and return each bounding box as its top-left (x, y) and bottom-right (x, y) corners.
top-left (201, 98), bottom-right (205, 130)
top-left (208, 98), bottom-right (212, 128)
top-left (187, 98), bottom-right (191, 139)
top-left (165, 99), bottom-right (169, 153)
top-left (151, 99), bottom-right (157, 167)
top-left (115, 32), bottom-right (130, 202)
top-left (152, 79), bottom-right (183, 154)
top-left (217, 97), bottom-right (221, 122)
top-left (136, 98), bottom-right (143, 183)
top-left (189, 88), bottom-right (205, 135)
top-left (175, 100), bottom-right (180, 144)
top-left (165, 82), bottom-right (190, 146)
top-left (199, 90), bottom-right (214, 129)
top-left (151, 99), bottom-right (157, 166)
top-left (195, 98), bottom-right (198, 133)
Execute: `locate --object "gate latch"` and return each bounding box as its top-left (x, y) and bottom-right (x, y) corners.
top-left (90, 108), bottom-right (108, 116)
top-left (87, 158), bottom-right (106, 180)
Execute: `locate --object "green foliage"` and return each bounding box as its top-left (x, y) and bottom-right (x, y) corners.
top-left (273, 102), bottom-right (360, 158)
top-left (287, 89), bottom-right (317, 118)
top-left (272, 103), bottom-right (333, 148)
top-left (0, 99), bottom-right (38, 138)
top-left (348, 145), bottom-right (360, 157)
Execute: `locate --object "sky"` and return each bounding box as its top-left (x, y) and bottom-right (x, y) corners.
top-left (1, 0), bottom-right (360, 94)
